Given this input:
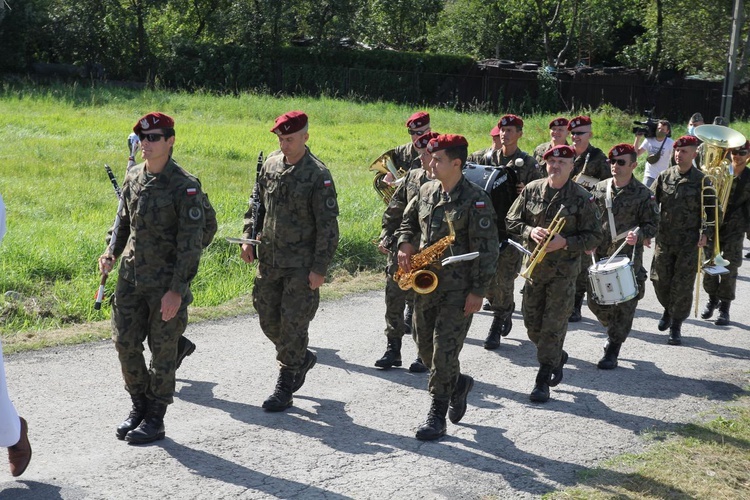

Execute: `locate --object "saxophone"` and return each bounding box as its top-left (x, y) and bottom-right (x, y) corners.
top-left (393, 220), bottom-right (455, 294)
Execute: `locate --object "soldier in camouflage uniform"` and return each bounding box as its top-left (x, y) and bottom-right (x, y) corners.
top-left (467, 115), bottom-right (542, 348)
top-left (99, 112), bottom-right (214, 444)
top-left (396, 134), bottom-right (499, 440)
top-left (567, 115), bottom-right (611, 322)
top-left (240, 111), bottom-right (339, 412)
top-left (506, 145), bottom-right (601, 403)
top-left (651, 135), bottom-right (711, 345)
top-left (533, 117), bottom-right (570, 176)
top-left (375, 131), bottom-right (438, 372)
top-left (700, 140), bottom-right (750, 326)
top-left (587, 144), bottom-right (659, 369)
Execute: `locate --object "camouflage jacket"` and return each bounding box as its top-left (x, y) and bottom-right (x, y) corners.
top-left (533, 141), bottom-right (557, 176)
top-left (392, 141), bottom-right (420, 172)
top-left (573, 144), bottom-right (610, 183)
top-left (720, 167), bottom-right (750, 240)
top-left (380, 167), bottom-right (431, 248)
top-left (590, 177), bottom-right (660, 270)
top-left (243, 148), bottom-right (339, 275)
top-left (396, 176), bottom-right (499, 296)
top-left (506, 178), bottom-right (602, 279)
top-left (467, 147), bottom-right (542, 185)
top-left (653, 165), bottom-right (712, 246)
top-left (112, 158), bottom-right (208, 295)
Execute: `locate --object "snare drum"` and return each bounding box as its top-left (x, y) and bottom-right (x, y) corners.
top-left (588, 256), bottom-right (638, 305)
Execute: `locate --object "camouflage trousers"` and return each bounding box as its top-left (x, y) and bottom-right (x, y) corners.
top-left (485, 244), bottom-right (521, 317)
top-left (112, 279), bottom-right (191, 405)
top-left (702, 236), bottom-right (744, 302)
top-left (650, 240), bottom-right (699, 322)
top-left (587, 277), bottom-right (646, 344)
top-left (413, 290), bottom-right (473, 401)
top-left (253, 265), bottom-right (320, 371)
top-left (384, 258), bottom-right (415, 340)
top-left (521, 274), bottom-right (574, 367)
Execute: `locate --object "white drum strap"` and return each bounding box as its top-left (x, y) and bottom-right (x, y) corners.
top-left (605, 180), bottom-right (618, 241)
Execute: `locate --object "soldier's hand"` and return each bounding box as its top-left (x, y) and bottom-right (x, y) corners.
top-left (626, 230), bottom-right (638, 246)
top-left (98, 254), bottom-right (115, 275)
top-left (698, 234), bottom-right (708, 248)
top-left (643, 238), bottom-right (652, 248)
top-left (531, 227), bottom-right (548, 245)
top-left (241, 243), bottom-right (255, 263)
top-left (397, 243), bottom-right (415, 273)
top-left (308, 271), bottom-right (325, 290)
top-left (161, 290), bottom-right (182, 322)
top-left (546, 234), bottom-right (567, 252)
top-left (464, 293), bottom-right (483, 317)
top-left (377, 240), bottom-right (390, 255)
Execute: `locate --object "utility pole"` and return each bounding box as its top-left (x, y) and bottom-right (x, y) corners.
top-left (720, 0), bottom-right (744, 123)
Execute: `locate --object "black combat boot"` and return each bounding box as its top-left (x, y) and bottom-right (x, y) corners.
top-left (116, 394), bottom-right (148, 440)
top-left (374, 337), bottom-right (402, 368)
top-left (658, 309), bottom-right (672, 331)
top-left (568, 294), bottom-right (584, 322)
top-left (529, 364), bottom-right (554, 403)
top-left (500, 302), bottom-right (515, 337)
top-left (125, 400), bottom-right (167, 444)
top-left (482, 298), bottom-right (492, 311)
top-left (415, 398), bottom-right (449, 440)
top-left (483, 316), bottom-right (503, 350)
top-left (262, 370), bottom-right (295, 412)
top-left (549, 350), bottom-right (568, 387)
top-left (409, 357), bottom-right (428, 373)
top-left (597, 341), bottom-right (622, 370)
top-left (176, 336), bottom-right (196, 369)
top-left (448, 374), bottom-right (474, 424)
top-left (292, 349), bottom-right (317, 392)
top-left (403, 303), bottom-right (414, 335)
top-left (668, 320), bottom-right (682, 345)
top-left (715, 301), bottom-right (731, 326)
top-left (700, 296), bottom-right (719, 320)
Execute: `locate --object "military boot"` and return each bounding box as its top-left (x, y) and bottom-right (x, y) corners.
top-left (597, 341), bottom-right (622, 370)
top-left (530, 364), bottom-right (554, 403)
top-left (409, 357), bottom-right (428, 373)
top-left (448, 374), bottom-right (474, 424)
top-left (668, 320), bottom-right (682, 346)
top-left (549, 350), bottom-right (568, 387)
top-left (116, 393), bottom-right (148, 440)
top-left (658, 309), bottom-right (672, 331)
top-left (403, 303), bottom-right (414, 335)
top-left (374, 337), bottom-right (402, 368)
top-left (568, 294), bottom-right (584, 322)
top-left (700, 295), bottom-right (719, 320)
top-left (500, 302), bottom-right (515, 337)
top-left (292, 349), bottom-right (317, 392)
top-left (715, 301), bottom-right (731, 326)
top-left (415, 398), bottom-right (449, 441)
top-left (483, 316), bottom-right (503, 350)
top-left (176, 336), bottom-right (196, 369)
top-left (262, 370), bottom-right (295, 412)
top-left (125, 400), bottom-right (167, 444)
top-left (8, 417), bottom-right (31, 477)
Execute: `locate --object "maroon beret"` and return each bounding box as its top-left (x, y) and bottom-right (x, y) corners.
top-left (543, 144), bottom-right (576, 160)
top-left (406, 111), bottom-right (430, 130)
top-left (133, 112), bottom-right (174, 134)
top-left (427, 134), bottom-right (469, 153)
top-left (413, 131), bottom-right (440, 149)
top-left (492, 114), bottom-right (524, 135)
top-left (568, 115), bottom-right (592, 130)
top-left (673, 135), bottom-right (700, 148)
top-left (549, 117), bottom-right (569, 128)
top-left (271, 111), bottom-right (308, 135)
top-left (609, 143), bottom-right (636, 158)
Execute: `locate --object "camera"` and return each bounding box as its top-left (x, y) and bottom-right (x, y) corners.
top-left (632, 109), bottom-right (658, 138)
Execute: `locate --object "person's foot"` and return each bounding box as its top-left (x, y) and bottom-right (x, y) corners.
top-left (374, 338), bottom-right (402, 369)
top-left (8, 417), bottom-right (32, 477)
top-left (448, 375), bottom-right (474, 424)
top-left (483, 316), bottom-right (503, 350)
top-left (292, 349), bottom-right (317, 392)
top-left (176, 337), bottom-right (196, 369)
top-left (668, 321), bottom-right (682, 346)
top-left (408, 357), bottom-right (428, 373)
top-left (658, 310), bottom-right (672, 331)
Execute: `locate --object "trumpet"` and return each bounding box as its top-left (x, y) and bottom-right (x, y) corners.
top-left (394, 220), bottom-right (455, 294)
top-left (519, 205), bottom-right (566, 284)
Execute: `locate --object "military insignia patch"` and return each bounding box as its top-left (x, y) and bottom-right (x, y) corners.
top-left (326, 197), bottom-right (336, 209)
top-left (479, 216), bottom-right (491, 229)
top-left (186, 187), bottom-right (198, 196)
top-left (475, 200), bottom-right (486, 209)
top-left (324, 179), bottom-right (332, 187)
top-left (189, 207), bottom-right (202, 220)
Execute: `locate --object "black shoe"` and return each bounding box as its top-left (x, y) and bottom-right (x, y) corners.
top-left (176, 337), bottom-right (196, 369)
top-left (715, 301), bottom-right (730, 326)
top-left (116, 394), bottom-right (148, 440)
top-left (409, 357), bottom-right (428, 373)
top-left (530, 365), bottom-right (553, 403)
top-left (404, 303), bottom-right (414, 335)
top-left (548, 350), bottom-right (568, 387)
top-left (568, 295), bottom-right (583, 323)
top-left (292, 350), bottom-right (317, 392)
top-left (746, 252), bottom-right (750, 259)
top-left (415, 399), bottom-right (449, 441)
top-left (374, 337), bottom-right (402, 368)
top-left (500, 305), bottom-right (514, 337)
top-left (667, 321), bottom-right (682, 345)
top-left (125, 401), bottom-right (167, 444)
top-left (597, 341), bottom-right (621, 370)
top-left (701, 296), bottom-right (719, 320)
top-left (262, 370), bottom-right (294, 412)
top-left (483, 316), bottom-right (503, 350)
top-left (448, 374), bottom-right (474, 424)
top-left (658, 310), bottom-right (672, 331)
top-left (482, 299), bottom-right (492, 311)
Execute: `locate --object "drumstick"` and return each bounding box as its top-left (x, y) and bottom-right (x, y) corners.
top-left (604, 227), bottom-right (640, 267)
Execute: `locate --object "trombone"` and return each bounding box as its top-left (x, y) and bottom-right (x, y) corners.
top-left (519, 205), bottom-right (566, 284)
top-left (693, 178), bottom-right (730, 317)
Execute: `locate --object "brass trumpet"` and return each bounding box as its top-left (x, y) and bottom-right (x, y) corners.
top-left (519, 205), bottom-right (566, 284)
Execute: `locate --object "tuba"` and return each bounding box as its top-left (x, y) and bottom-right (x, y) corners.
top-left (393, 220), bottom-right (455, 294)
top-left (369, 149), bottom-right (406, 204)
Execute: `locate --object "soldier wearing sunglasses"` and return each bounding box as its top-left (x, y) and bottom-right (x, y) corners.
top-left (700, 140), bottom-right (750, 326)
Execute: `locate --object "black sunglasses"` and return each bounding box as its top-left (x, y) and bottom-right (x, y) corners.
top-left (731, 149), bottom-right (749, 156)
top-left (609, 158), bottom-right (628, 166)
top-left (408, 129), bottom-right (428, 135)
top-left (570, 131), bottom-right (589, 136)
top-left (138, 132), bottom-right (166, 142)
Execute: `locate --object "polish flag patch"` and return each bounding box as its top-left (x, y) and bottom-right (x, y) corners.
top-left (475, 200), bottom-right (486, 209)
top-left (186, 187), bottom-right (198, 196)
top-left (324, 179), bottom-right (332, 187)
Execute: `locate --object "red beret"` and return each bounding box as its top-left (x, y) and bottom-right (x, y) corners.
top-left (549, 117), bottom-right (569, 128)
top-left (673, 135), bottom-right (700, 148)
top-left (568, 115), bottom-right (592, 130)
top-left (609, 143), bottom-right (636, 158)
top-left (413, 131), bottom-right (440, 149)
top-left (492, 114), bottom-right (524, 135)
top-left (427, 134), bottom-right (469, 153)
top-left (543, 145), bottom-right (576, 160)
top-left (133, 112), bottom-right (174, 134)
top-left (406, 111), bottom-right (430, 130)
top-left (271, 111), bottom-right (308, 135)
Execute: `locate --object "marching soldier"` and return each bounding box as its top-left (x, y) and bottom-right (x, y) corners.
top-left (533, 117), bottom-right (570, 176)
top-left (396, 134), bottom-right (499, 440)
top-left (506, 145), bottom-right (601, 403)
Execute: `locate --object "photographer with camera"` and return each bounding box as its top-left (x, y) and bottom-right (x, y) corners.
top-left (634, 118), bottom-right (674, 188)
